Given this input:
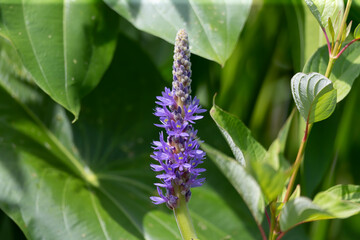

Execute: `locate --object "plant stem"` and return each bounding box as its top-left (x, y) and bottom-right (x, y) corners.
top-left (283, 123), bottom-right (312, 203)
top-left (268, 203), bottom-right (278, 240)
top-left (336, 38), bottom-right (360, 58)
top-left (173, 194), bottom-right (198, 240)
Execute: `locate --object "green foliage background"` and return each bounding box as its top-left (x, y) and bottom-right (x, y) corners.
top-left (0, 0), bottom-right (360, 239)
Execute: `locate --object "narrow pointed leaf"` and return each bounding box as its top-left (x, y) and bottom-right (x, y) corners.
top-left (280, 184), bottom-right (360, 231)
top-left (304, 0), bottom-right (344, 28)
top-left (345, 21), bottom-right (352, 39)
top-left (304, 42), bottom-right (360, 102)
top-left (355, 23), bottom-right (360, 38)
top-left (103, 0), bottom-right (252, 65)
top-left (210, 103), bottom-right (267, 166)
top-left (0, 0), bottom-right (118, 119)
top-left (328, 18), bottom-right (335, 42)
top-left (202, 143), bottom-right (265, 225)
top-left (291, 72), bottom-right (337, 124)
top-left (328, 17), bottom-right (335, 42)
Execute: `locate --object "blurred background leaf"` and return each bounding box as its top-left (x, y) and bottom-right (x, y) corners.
top-left (103, 0), bottom-right (252, 66)
top-left (0, 0), bottom-right (119, 119)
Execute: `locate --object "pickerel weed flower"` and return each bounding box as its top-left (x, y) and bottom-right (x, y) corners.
top-left (150, 29), bottom-right (206, 209)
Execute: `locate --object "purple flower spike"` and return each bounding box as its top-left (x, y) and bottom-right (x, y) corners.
top-left (150, 29), bottom-right (206, 209)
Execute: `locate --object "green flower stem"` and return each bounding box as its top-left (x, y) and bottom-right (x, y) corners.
top-left (173, 194), bottom-right (198, 240)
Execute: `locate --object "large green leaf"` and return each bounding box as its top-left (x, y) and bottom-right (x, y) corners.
top-left (0, 34), bottom-right (256, 240)
top-left (202, 143), bottom-right (265, 225)
top-left (280, 185), bottom-right (360, 231)
top-left (304, 42), bottom-right (360, 102)
top-left (304, 0), bottom-right (343, 28)
top-left (103, 0), bottom-right (252, 66)
top-left (291, 72), bottom-right (337, 124)
top-left (0, 0), bottom-right (118, 120)
top-left (210, 103), bottom-right (267, 166)
top-left (210, 103), bottom-right (289, 202)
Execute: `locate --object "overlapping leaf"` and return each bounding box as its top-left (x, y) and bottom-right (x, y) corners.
top-left (0, 0), bottom-right (118, 120)
top-left (103, 0), bottom-right (252, 65)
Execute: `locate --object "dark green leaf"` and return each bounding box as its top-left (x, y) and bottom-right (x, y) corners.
top-left (0, 0), bottom-right (118, 119)
top-left (291, 72), bottom-right (337, 124)
top-left (103, 0), bottom-right (252, 66)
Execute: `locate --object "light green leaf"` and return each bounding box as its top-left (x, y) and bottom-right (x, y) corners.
top-left (313, 184), bottom-right (360, 218)
top-left (304, 0), bottom-right (344, 28)
top-left (355, 23), bottom-right (360, 38)
top-left (0, 0), bottom-right (118, 120)
top-left (249, 161), bottom-right (290, 203)
top-left (304, 42), bottom-right (360, 102)
top-left (291, 72), bottom-right (337, 124)
top-left (202, 143), bottom-right (265, 225)
top-left (280, 185), bottom-right (360, 231)
top-left (345, 21), bottom-right (352, 39)
top-left (280, 197), bottom-right (332, 231)
top-left (103, 0), bottom-right (252, 66)
top-left (0, 34), bottom-right (255, 240)
top-left (210, 103), bottom-right (267, 166)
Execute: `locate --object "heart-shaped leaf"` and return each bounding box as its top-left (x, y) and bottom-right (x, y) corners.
top-left (304, 0), bottom-right (344, 28)
top-left (291, 72), bottom-right (337, 124)
top-left (103, 0), bottom-right (252, 66)
top-left (0, 0), bottom-right (118, 120)
top-left (280, 184), bottom-right (360, 231)
top-left (304, 42), bottom-right (360, 102)
top-left (0, 34), bottom-right (257, 240)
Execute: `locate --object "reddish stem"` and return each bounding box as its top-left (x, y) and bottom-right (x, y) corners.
top-left (258, 223), bottom-right (267, 240)
top-left (336, 38), bottom-right (360, 58)
top-left (276, 232), bottom-right (285, 240)
top-left (322, 27), bottom-right (332, 56)
top-left (265, 209), bottom-right (271, 227)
